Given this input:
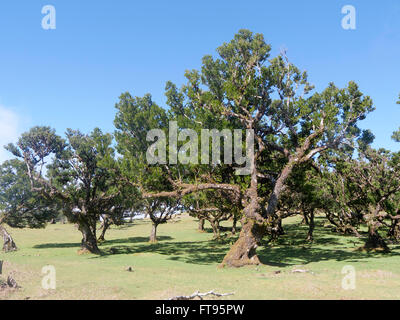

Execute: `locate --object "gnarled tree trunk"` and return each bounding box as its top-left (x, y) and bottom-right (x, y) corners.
top-left (0, 225), bottom-right (17, 252)
top-left (220, 163), bottom-right (268, 267)
top-left (220, 218), bottom-right (265, 267)
top-left (78, 221), bottom-right (100, 254)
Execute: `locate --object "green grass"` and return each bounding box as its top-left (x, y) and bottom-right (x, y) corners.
top-left (1, 214), bottom-right (400, 300)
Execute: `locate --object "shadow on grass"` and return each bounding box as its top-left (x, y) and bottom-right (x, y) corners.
top-left (33, 217), bottom-right (400, 267)
top-left (94, 237), bottom-right (400, 267)
top-left (33, 242), bottom-right (81, 249)
top-left (256, 217), bottom-right (400, 267)
top-left (33, 236), bottom-right (174, 249)
top-left (112, 223), bottom-right (136, 230)
top-left (257, 246), bottom-right (400, 267)
top-left (202, 226), bottom-right (242, 235)
top-left (99, 236), bottom-right (174, 246)
top-left (92, 237), bottom-right (235, 265)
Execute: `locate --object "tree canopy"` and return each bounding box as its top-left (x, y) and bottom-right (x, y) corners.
top-left (2, 31), bottom-right (399, 268)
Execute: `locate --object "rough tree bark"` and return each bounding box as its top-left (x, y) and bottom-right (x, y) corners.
top-left (149, 223), bottom-right (158, 243)
top-left (220, 168), bottom-right (267, 267)
top-left (220, 218), bottom-right (265, 267)
top-left (220, 143), bottom-right (266, 267)
top-left (78, 220), bottom-right (100, 254)
top-left (0, 224), bottom-right (17, 253)
top-left (220, 155), bottom-right (299, 267)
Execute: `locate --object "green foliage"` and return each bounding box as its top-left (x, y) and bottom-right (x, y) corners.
top-left (46, 128), bottom-right (132, 222)
top-left (114, 93), bottom-right (172, 193)
top-left (6, 126), bottom-right (135, 252)
top-left (113, 30), bottom-right (378, 259)
top-left (6, 126), bottom-right (65, 169)
top-left (0, 159), bottom-right (59, 228)
top-left (3, 30), bottom-right (397, 260)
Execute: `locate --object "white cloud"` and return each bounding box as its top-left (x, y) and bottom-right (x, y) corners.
top-left (0, 105), bottom-right (21, 163)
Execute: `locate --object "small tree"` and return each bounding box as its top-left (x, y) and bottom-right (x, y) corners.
top-left (143, 197), bottom-right (180, 243)
top-left (0, 159), bottom-right (59, 252)
top-left (186, 190), bottom-right (240, 239)
top-left (7, 127), bottom-right (131, 254)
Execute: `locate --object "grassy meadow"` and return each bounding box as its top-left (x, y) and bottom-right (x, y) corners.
top-left (1, 214), bottom-right (400, 300)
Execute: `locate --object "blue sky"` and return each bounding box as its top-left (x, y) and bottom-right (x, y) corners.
top-left (0, 0), bottom-right (399, 161)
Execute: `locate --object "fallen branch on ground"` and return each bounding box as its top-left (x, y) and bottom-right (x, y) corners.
top-left (169, 290), bottom-right (234, 300)
top-left (292, 268), bottom-right (315, 275)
